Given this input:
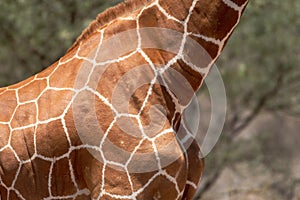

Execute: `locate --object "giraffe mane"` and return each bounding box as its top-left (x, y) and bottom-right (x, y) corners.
top-left (67, 0), bottom-right (151, 52)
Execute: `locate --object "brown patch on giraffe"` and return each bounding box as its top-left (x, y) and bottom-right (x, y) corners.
top-left (36, 120), bottom-right (70, 157)
top-left (174, 161), bottom-right (189, 192)
top-left (8, 76), bottom-right (35, 90)
top-left (162, 152), bottom-right (187, 182)
top-left (0, 87), bottom-right (7, 94)
top-left (103, 19), bottom-right (137, 41)
top-left (130, 171), bottom-right (158, 192)
top-left (77, 32), bottom-right (102, 58)
top-left (0, 185), bottom-right (7, 199)
top-left (11, 127), bottom-right (35, 161)
top-left (187, 0), bottom-right (239, 40)
top-left (188, 34), bottom-right (220, 60)
top-left (11, 103), bottom-right (37, 129)
top-left (49, 59), bottom-right (84, 89)
top-left (64, 108), bottom-right (84, 147)
top-left (76, 148), bottom-right (103, 198)
top-left (142, 49), bottom-right (176, 69)
top-left (104, 117), bottom-right (141, 156)
top-left (0, 148), bottom-right (19, 187)
top-left (94, 93), bottom-right (116, 133)
top-left (8, 191), bottom-right (20, 199)
top-left (51, 158), bottom-right (77, 196)
top-left (71, 90), bottom-right (116, 147)
top-left (101, 194), bottom-right (131, 200)
top-left (18, 79), bottom-right (47, 103)
top-left (37, 89), bottom-right (74, 121)
top-left (14, 158), bottom-right (51, 199)
top-left (74, 61), bottom-right (94, 90)
top-left (36, 61), bottom-right (59, 79)
top-left (126, 142), bottom-right (160, 174)
top-left (127, 84), bottom-right (150, 116)
top-left (0, 124), bottom-right (10, 149)
top-left (182, 140), bottom-right (205, 199)
top-left (136, 174), bottom-right (178, 200)
top-left (69, 150), bottom-right (89, 191)
top-left (158, 0), bottom-right (193, 21)
top-left (0, 90), bottom-right (17, 122)
top-left (137, 84), bottom-right (175, 127)
top-left (154, 132), bottom-right (186, 170)
top-left (135, 139), bottom-right (154, 154)
top-left (59, 45), bottom-right (78, 64)
top-left (170, 59), bottom-right (205, 91)
top-left (75, 194), bottom-right (91, 200)
top-left (104, 166), bottom-right (132, 196)
top-left (69, 149), bottom-right (87, 190)
top-left (138, 5), bottom-right (184, 33)
top-left (95, 51), bottom-right (153, 102)
top-left (154, 132), bottom-right (176, 151)
top-left (185, 140), bottom-right (205, 185)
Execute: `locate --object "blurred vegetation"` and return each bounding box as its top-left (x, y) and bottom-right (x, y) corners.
top-left (0, 0), bottom-right (122, 86)
top-left (221, 0), bottom-right (300, 125)
top-left (0, 0), bottom-right (299, 199)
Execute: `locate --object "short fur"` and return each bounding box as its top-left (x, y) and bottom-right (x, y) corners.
top-left (68, 0), bottom-right (152, 52)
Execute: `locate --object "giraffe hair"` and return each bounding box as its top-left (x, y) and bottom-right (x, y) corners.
top-left (67, 0), bottom-right (152, 52)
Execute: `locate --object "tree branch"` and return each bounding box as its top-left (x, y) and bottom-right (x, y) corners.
top-left (194, 170), bottom-right (222, 199)
top-left (229, 66), bottom-right (288, 138)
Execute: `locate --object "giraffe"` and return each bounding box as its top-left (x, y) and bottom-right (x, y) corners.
top-left (0, 0), bottom-right (248, 199)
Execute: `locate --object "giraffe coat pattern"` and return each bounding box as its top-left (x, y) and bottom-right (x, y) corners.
top-left (0, 0), bottom-right (248, 199)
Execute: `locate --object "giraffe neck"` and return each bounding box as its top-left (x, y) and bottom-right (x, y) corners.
top-left (67, 0), bottom-right (249, 94)
top-left (140, 0), bottom-right (249, 92)
top-left (0, 0), bottom-right (249, 129)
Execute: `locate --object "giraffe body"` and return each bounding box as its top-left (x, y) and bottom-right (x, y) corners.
top-left (0, 0), bottom-right (248, 199)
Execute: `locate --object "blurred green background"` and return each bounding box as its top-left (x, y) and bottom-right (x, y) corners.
top-left (0, 0), bottom-right (299, 199)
